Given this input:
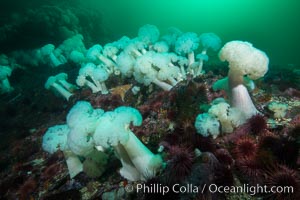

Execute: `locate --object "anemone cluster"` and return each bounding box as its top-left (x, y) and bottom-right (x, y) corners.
top-left (42, 101), bottom-right (163, 181)
top-left (1, 24), bottom-right (299, 200)
top-left (0, 24), bottom-right (222, 96)
top-left (39, 25), bottom-right (299, 200)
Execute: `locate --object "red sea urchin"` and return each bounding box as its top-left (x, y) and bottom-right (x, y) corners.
top-left (165, 145), bottom-right (195, 182)
top-left (233, 137), bottom-right (257, 159)
top-left (264, 165), bottom-right (300, 200)
top-left (235, 157), bottom-right (263, 182)
top-left (224, 114), bottom-right (268, 144)
top-left (246, 114), bottom-right (268, 135)
top-left (259, 134), bottom-right (299, 167)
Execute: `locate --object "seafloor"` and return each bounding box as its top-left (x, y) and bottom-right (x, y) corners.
top-left (0, 19), bottom-right (299, 199)
top-left (0, 60), bottom-right (299, 199)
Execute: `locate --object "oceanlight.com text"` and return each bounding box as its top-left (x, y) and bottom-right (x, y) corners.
top-left (124, 183), bottom-right (294, 196)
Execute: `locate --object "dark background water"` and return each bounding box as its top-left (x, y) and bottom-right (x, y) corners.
top-left (1, 0), bottom-right (300, 66)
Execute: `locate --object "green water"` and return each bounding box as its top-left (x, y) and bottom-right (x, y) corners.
top-left (1, 0), bottom-right (300, 66)
top-left (84, 0), bottom-right (300, 66)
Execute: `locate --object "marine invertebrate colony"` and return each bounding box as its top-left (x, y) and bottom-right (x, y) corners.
top-left (93, 106), bottom-right (163, 181)
top-left (216, 41), bottom-right (269, 120)
top-left (42, 101), bottom-right (163, 181)
top-left (45, 73), bottom-right (76, 100)
top-left (3, 21), bottom-right (293, 200)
